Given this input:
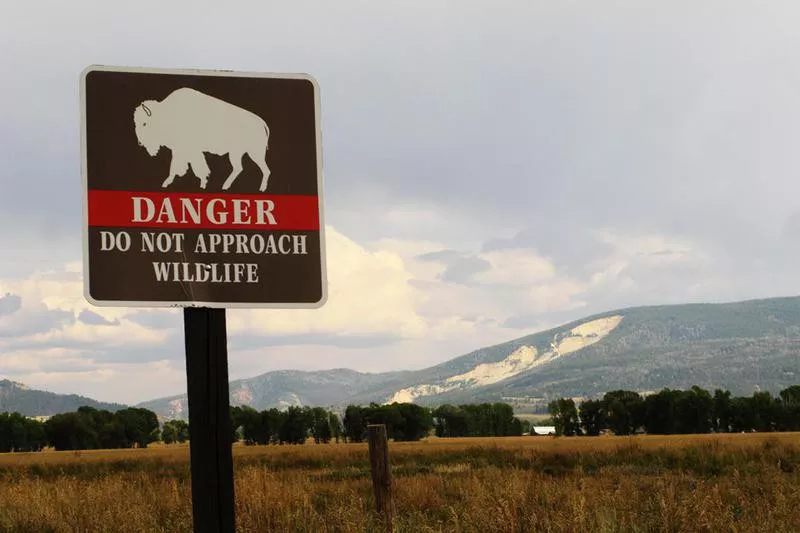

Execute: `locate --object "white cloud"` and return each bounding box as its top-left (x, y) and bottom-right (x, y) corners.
top-left (19, 360), bottom-right (187, 406)
top-left (227, 226), bottom-right (429, 339)
top-left (527, 280), bottom-right (587, 314)
top-left (0, 226), bottom-right (462, 402)
top-left (471, 248), bottom-right (556, 287)
top-left (0, 222), bottom-right (611, 403)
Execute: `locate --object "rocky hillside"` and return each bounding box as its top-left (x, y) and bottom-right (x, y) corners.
top-left (341, 296), bottom-right (800, 411)
top-left (137, 368), bottom-right (408, 421)
top-left (140, 295), bottom-right (800, 419)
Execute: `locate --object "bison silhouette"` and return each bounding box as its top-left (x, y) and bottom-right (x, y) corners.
top-left (133, 87), bottom-right (272, 191)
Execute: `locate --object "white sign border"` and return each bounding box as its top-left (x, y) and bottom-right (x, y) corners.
top-left (79, 64), bottom-right (328, 310)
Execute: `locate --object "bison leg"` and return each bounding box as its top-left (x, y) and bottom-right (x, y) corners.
top-left (249, 148), bottom-right (271, 192)
top-left (162, 157), bottom-right (189, 188)
top-left (190, 155), bottom-right (211, 189)
top-left (221, 152), bottom-right (244, 191)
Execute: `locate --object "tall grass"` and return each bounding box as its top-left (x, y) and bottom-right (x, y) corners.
top-left (0, 433), bottom-right (799, 532)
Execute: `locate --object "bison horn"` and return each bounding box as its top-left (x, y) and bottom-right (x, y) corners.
top-left (142, 104), bottom-right (152, 117)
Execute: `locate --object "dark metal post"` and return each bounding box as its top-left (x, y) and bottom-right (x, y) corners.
top-left (184, 307), bottom-right (236, 533)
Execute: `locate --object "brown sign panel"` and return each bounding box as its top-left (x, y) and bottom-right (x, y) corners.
top-left (80, 65), bottom-right (327, 308)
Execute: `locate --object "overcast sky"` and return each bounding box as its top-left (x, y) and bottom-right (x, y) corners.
top-left (2, 1), bottom-right (800, 405)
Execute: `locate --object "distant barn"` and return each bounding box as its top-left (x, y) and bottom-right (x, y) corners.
top-left (531, 426), bottom-right (555, 436)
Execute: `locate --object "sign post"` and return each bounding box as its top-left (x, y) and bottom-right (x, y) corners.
top-left (80, 65), bottom-right (326, 532)
top-left (184, 307), bottom-right (235, 532)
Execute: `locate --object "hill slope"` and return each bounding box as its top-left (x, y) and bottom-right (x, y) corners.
top-left (341, 296), bottom-right (800, 410)
top-left (137, 368), bottom-right (408, 421)
top-left (140, 295), bottom-right (800, 419)
top-left (0, 379), bottom-right (128, 417)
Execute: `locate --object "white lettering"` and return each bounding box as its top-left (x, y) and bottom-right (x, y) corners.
top-left (190, 233), bottom-right (313, 255)
top-left (132, 197), bottom-right (155, 223)
top-left (233, 199), bottom-right (250, 224)
top-left (142, 232), bottom-right (155, 252)
top-left (209, 234), bottom-right (222, 252)
top-left (99, 231), bottom-right (130, 252)
top-left (194, 234), bottom-right (208, 253)
top-left (222, 234), bottom-right (235, 253)
top-left (195, 263), bottom-right (210, 283)
top-left (250, 235), bottom-right (265, 254)
top-left (256, 200), bottom-right (277, 225)
top-left (265, 234), bottom-right (277, 254)
top-left (278, 234), bottom-right (292, 254)
top-left (207, 199), bottom-right (227, 225)
top-left (132, 196), bottom-right (286, 226)
top-left (180, 198), bottom-right (202, 225)
top-left (156, 200), bottom-right (176, 224)
top-left (247, 263), bottom-right (258, 283)
top-left (151, 261), bottom-right (261, 283)
top-left (292, 235), bottom-right (308, 254)
top-left (234, 263), bottom-right (246, 282)
top-left (100, 231), bottom-right (116, 251)
top-left (153, 262), bottom-right (170, 281)
top-left (235, 234), bottom-right (249, 254)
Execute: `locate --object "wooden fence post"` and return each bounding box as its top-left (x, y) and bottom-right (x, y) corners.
top-left (367, 424), bottom-right (395, 530)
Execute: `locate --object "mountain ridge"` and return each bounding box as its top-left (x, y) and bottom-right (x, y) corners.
top-left (5, 294), bottom-right (800, 420)
top-left (0, 379), bottom-right (128, 417)
top-left (140, 294), bottom-right (800, 419)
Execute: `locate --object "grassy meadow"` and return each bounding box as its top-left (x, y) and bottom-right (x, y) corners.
top-left (1, 433), bottom-right (800, 532)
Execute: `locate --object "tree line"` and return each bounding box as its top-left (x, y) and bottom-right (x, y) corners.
top-left (230, 405), bottom-right (344, 445)
top-left (232, 402), bottom-right (532, 445)
top-left (547, 385), bottom-right (800, 436)
top-left (0, 400), bottom-right (537, 452)
top-left (0, 406), bottom-right (163, 452)
top-left (431, 402), bottom-right (528, 437)
top-left (27, 385), bottom-right (800, 452)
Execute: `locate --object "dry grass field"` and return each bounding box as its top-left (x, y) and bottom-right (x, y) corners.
top-left (1, 432), bottom-right (800, 532)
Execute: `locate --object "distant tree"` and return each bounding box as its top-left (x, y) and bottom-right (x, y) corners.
top-left (579, 399), bottom-right (605, 436)
top-left (23, 417), bottom-right (46, 452)
top-left (603, 390), bottom-right (644, 435)
top-left (0, 413), bottom-right (45, 452)
top-left (674, 386), bottom-right (713, 434)
top-left (751, 391), bottom-right (778, 432)
top-left (230, 406), bottom-right (244, 442)
top-left (510, 416), bottom-right (525, 436)
top-left (262, 408), bottom-right (283, 444)
top-left (362, 403), bottom-right (403, 440)
top-left (433, 404), bottom-right (470, 437)
top-left (712, 389), bottom-right (733, 433)
top-left (548, 398), bottom-right (580, 436)
top-left (279, 406), bottom-right (309, 444)
top-left (44, 411), bottom-right (98, 451)
top-left (115, 407), bottom-right (160, 448)
top-left (778, 385), bottom-right (800, 431)
top-left (644, 389), bottom-right (678, 434)
top-left (309, 407), bottom-right (333, 444)
top-left (232, 405), bottom-right (269, 445)
top-left (0, 414), bottom-right (11, 453)
top-left (730, 396), bottom-right (755, 432)
top-left (489, 402), bottom-right (521, 436)
top-left (393, 403), bottom-right (434, 441)
top-left (343, 405), bottom-right (366, 443)
top-left (328, 412), bottom-right (343, 443)
top-left (779, 385), bottom-right (800, 405)
top-left (162, 422), bottom-right (178, 444)
top-left (162, 420), bottom-right (189, 444)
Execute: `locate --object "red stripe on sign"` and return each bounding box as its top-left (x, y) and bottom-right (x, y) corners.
top-left (88, 190), bottom-right (320, 230)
